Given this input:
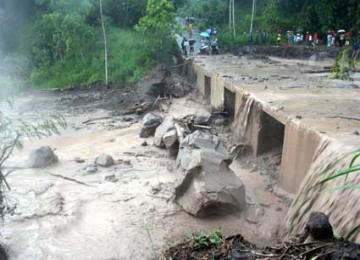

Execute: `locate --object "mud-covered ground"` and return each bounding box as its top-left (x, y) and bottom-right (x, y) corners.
top-left (0, 78), bottom-right (291, 259)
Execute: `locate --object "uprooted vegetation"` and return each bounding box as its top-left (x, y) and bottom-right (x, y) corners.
top-left (163, 213), bottom-right (360, 259)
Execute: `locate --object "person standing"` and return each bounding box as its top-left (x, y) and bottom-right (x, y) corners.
top-left (276, 32), bottom-right (282, 45)
top-left (313, 33), bottom-right (318, 45)
top-left (181, 37), bottom-right (188, 57)
top-left (327, 32), bottom-right (332, 47)
top-left (261, 31), bottom-right (267, 44)
top-left (188, 23), bottom-right (193, 38)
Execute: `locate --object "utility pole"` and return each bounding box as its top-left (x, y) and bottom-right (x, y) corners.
top-left (250, 0), bottom-right (256, 36)
top-left (100, 0), bottom-right (108, 87)
top-left (229, 0), bottom-right (235, 37)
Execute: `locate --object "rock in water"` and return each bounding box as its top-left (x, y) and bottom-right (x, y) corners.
top-left (174, 131), bottom-right (246, 217)
top-left (95, 154), bottom-right (114, 167)
top-left (139, 113), bottom-right (163, 138)
top-left (28, 146), bottom-right (58, 168)
top-left (154, 116), bottom-right (175, 148)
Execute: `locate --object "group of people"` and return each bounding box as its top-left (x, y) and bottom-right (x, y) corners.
top-left (181, 37), bottom-right (196, 57)
top-left (182, 18), bottom-right (219, 56)
top-left (283, 31), bottom-right (319, 46)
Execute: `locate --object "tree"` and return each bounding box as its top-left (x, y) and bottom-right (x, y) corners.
top-left (135, 0), bottom-right (177, 59)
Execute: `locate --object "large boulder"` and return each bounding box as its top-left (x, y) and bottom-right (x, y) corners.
top-left (154, 116), bottom-right (175, 148)
top-left (28, 146), bottom-right (58, 168)
top-left (174, 131), bottom-right (245, 217)
top-left (95, 154), bottom-right (114, 167)
top-left (139, 113), bottom-right (163, 138)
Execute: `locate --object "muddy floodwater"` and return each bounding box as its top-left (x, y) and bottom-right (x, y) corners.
top-left (0, 89), bottom-right (290, 260)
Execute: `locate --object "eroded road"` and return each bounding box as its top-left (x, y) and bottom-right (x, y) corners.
top-left (1, 85), bottom-right (289, 259)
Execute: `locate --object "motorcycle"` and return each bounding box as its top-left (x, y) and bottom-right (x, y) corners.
top-left (211, 39), bottom-right (219, 55)
top-left (200, 43), bottom-right (209, 55)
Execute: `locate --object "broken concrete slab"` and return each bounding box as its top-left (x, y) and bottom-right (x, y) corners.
top-left (154, 116), bottom-right (176, 148)
top-left (28, 146), bottom-right (58, 168)
top-left (193, 109), bottom-right (212, 125)
top-left (174, 131), bottom-right (246, 217)
top-left (139, 113), bottom-right (163, 138)
top-left (163, 129), bottom-right (179, 157)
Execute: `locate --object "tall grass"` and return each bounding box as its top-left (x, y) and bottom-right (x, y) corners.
top-left (108, 29), bottom-right (153, 83)
top-left (30, 28), bottom-right (154, 89)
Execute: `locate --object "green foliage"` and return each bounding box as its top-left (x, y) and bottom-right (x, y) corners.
top-left (188, 228), bottom-right (223, 249)
top-left (179, 0), bottom-right (227, 28)
top-left (143, 219), bottom-right (158, 259)
top-left (310, 148), bottom-right (360, 192)
top-left (330, 48), bottom-right (355, 80)
top-left (136, 0), bottom-right (178, 60)
top-left (107, 29), bottom-right (153, 83)
top-left (31, 28), bottom-right (152, 88)
top-left (31, 11), bottom-right (95, 67)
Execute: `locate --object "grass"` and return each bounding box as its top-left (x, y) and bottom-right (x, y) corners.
top-left (310, 148), bottom-right (360, 191)
top-left (143, 219), bottom-right (158, 259)
top-left (30, 28), bottom-right (154, 89)
top-left (185, 228), bottom-right (223, 249)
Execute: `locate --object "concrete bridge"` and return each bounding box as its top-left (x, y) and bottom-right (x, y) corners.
top-left (181, 53), bottom-right (360, 241)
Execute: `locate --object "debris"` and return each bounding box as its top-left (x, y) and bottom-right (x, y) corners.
top-left (74, 157), bottom-right (85, 163)
top-left (213, 117), bottom-right (227, 126)
top-left (28, 146), bottom-right (58, 168)
top-left (193, 124), bottom-right (211, 130)
top-left (118, 158), bottom-right (132, 165)
top-left (82, 116), bottom-right (112, 124)
top-left (122, 116), bottom-right (134, 122)
top-left (151, 183), bottom-right (163, 195)
top-left (163, 212), bottom-right (360, 260)
top-left (48, 172), bottom-right (93, 187)
top-left (123, 102), bottom-right (151, 116)
top-left (83, 163), bottom-right (98, 174)
top-left (105, 174), bottom-right (118, 183)
top-left (141, 140), bottom-right (148, 146)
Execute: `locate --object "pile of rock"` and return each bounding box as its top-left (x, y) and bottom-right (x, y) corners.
top-left (139, 113), bottom-right (246, 217)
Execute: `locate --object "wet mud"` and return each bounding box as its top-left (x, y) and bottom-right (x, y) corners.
top-left (0, 86), bottom-right (290, 259)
